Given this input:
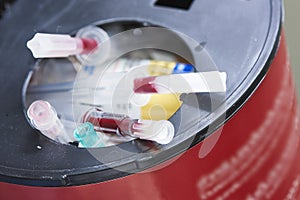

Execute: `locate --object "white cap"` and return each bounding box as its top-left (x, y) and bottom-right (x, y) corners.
top-left (26, 33), bottom-right (83, 58)
top-left (133, 120), bottom-right (174, 144)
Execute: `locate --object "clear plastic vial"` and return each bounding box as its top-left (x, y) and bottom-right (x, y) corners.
top-left (82, 107), bottom-right (175, 144)
top-left (27, 100), bottom-right (71, 144)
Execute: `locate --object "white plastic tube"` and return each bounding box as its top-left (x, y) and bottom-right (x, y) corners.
top-left (26, 33), bottom-right (95, 58)
top-left (134, 71), bottom-right (227, 94)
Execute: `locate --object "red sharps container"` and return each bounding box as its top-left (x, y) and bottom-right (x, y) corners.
top-left (0, 0), bottom-right (299, 199)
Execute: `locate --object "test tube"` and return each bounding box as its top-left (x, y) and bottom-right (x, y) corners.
top-left (82, 108), bottom-right (174, 144)
top-left (134, 71), bottom-right (227, 94)
top-left (27, 100), bottom-right (71, 144)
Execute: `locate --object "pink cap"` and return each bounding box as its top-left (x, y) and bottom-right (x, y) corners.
top-left (27, 100), bottom-right (56, 130)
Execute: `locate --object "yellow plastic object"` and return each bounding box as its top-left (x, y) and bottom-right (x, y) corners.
top-left (147, 61), bottom-right (177, 76)
top-left (141, 93), bottom-right (182, 120)
top-left (139, 61), bottom-right (185, 120)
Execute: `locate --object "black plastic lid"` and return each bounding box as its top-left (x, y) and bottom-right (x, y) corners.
top-left (0, 0), bottom-right (282, 186)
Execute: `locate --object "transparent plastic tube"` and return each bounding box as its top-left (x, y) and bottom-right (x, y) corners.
top-left (27, 100), bottom-right (71, 144)
top-left (81, 108), bottom-right (174, 144)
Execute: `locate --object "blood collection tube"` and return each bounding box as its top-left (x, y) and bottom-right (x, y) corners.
top-left (81, 107), bottom-right (174, 144)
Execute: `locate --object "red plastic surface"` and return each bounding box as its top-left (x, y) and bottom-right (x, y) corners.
top-left (1, 34), bottom-right (300, 200)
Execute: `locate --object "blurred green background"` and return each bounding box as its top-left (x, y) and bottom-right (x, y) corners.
top-left (284, 0), bottom-right (300, 98)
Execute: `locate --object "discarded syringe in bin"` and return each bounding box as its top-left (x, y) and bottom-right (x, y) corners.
top-left (79, 107), bottom-right (175, 145)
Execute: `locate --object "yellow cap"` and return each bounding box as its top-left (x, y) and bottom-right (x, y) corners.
top-left (141, 61), bottom-right (183, 120)
top-left (140, 93), bottom-right (182, 120)
top-left (147, 61), bottom-right (176, 76)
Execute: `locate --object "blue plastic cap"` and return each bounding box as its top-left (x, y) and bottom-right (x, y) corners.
top-left (172, 63), bottom-right (194, 74)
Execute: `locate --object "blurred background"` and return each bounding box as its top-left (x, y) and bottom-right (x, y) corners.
top-left (284, 0), bottom-right (300, 98)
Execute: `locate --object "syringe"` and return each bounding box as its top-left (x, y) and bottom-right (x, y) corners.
top-left (82, 107), bottom-right (175, 144)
